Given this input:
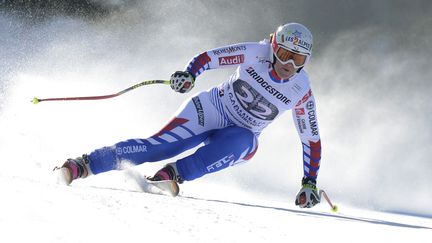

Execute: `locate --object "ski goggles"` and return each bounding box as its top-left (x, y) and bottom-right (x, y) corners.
top-left (274, 46), bottom-right (308, 68)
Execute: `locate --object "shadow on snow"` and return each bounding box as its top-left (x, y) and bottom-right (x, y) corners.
top-left (182, 195), bottom-right (432, 230)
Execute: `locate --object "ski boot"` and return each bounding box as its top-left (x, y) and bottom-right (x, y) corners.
top-left (54, 154), bottom-right (91, 185)
top-left (148, 163), bottom-right (183, 183)
top-left (146, 163), bottom-right (183, 196)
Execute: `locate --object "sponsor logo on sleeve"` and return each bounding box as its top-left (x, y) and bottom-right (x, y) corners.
top-left (295, 108), bottom-right (305, 116)
top-left (212, 45), bottom-right (247, 55)
top-left (306, 100), bottom-right (318, 136)
top-left (296, 118), bottom-right (307, 133)
top-left (296, 89), bottom-right (312, 106)
top-left (306, 100), bottom-right (315, 110)
top-left (192, 97), bottom-right (205, 126)
top-left (218, 54), bottom-right (245, 66)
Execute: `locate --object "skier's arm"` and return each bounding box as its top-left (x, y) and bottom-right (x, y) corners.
top-left (292, 89), bottom-right (322, 208)
top-left (184, 42), bottom-right (265, 79)
top-left (170, 42), bottom-right (267, 93)
top-left (292, 89), bottom-right (322, 181)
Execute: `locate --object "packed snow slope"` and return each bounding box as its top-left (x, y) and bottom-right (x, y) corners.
top-left (1, 1), bottom-right (431, 242)
top-left (1, 172), bottom-right (431, 243)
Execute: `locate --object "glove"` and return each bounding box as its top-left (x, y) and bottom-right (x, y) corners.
top-left (295, 177), bottom-right (321, 208)
top-left (170, 71), bottom-right (195, 93)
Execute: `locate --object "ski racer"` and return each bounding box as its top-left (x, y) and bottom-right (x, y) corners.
top-left (57, 22), bottom-right (322, 208)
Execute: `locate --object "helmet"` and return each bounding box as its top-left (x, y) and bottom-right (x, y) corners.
top-left (270, 23), bottom-right (313, 69)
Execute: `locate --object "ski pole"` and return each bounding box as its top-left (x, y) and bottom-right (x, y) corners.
top-left (32, 79), bottom-right (170, 104)
top-left (319, 189), bottom-right (338, 212)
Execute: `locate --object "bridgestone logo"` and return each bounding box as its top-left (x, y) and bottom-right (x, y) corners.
top-left (245, 67), bottom-right (291, 105)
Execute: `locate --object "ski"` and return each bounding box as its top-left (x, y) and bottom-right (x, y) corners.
top-left (125, 170), bottom-right (180, 197)
top-left (140, 179), bottom-right (180, 197)
top-left (54, 168), bottom-right (180, 197)
top-left (53, 167), bottom-right (73, 185)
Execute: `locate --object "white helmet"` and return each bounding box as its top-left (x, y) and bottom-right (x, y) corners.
top-left (270, 23), bottom-right (313, 69)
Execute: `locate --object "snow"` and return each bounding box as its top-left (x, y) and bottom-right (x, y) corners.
top-left (1, 1), bottom-right (432, 242)
top-left (1, 172), bottom-right (431, 243)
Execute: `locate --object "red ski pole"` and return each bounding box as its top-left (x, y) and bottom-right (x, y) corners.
top-left (32, 79), bottom-right (170, 104)
top-left (319, 189), bottom-right (338, 212)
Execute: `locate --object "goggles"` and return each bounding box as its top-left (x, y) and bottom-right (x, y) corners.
top-left (274, 46), bottom-right (308, 69)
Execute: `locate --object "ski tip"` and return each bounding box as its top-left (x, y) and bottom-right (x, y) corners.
top-left (53, 167), bottom-right (72, 185)
top-left (169, 180), bottom-right (180, 197)
top-left (144, 179), bottom-right (180, 197)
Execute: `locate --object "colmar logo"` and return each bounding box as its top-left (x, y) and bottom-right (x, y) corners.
top-left (306, 100), bottom-right (315, 110)
top-left (116, 145), bottom-right (147, 155)
top-left (219, 54), bottom-right (244, 66)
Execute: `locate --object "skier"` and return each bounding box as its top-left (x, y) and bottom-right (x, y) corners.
top-left (57, 23), bottom-right (322, 208)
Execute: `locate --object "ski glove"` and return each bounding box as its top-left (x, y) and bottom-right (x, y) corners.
top-left (295, 177), bottom-right (320, 208)
top-left (170, 71), bottom-right (195, 93)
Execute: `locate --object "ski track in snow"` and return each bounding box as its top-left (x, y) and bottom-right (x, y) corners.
top-left (1, 173), bottom-right (430, 243)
